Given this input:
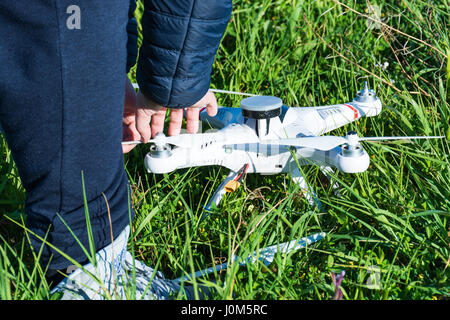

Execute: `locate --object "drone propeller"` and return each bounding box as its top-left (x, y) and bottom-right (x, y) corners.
top-left (263, 132), bottom-right (444, 151)
top-left (262, 136), bottom-right (348, 151)
top-left (122, 133), bottom-right (221, 148)
top-left (122, 124), bottom-right (259, 149)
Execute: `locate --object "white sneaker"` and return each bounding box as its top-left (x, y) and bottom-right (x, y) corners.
top-left (50, 226), bottom-right (185, 300)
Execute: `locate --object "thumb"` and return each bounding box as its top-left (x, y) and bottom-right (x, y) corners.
top-left (135, 107), bottom-right (153, 143)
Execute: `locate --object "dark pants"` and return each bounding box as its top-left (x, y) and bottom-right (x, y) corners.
top-left (0, 0), bottom-right (134, 269)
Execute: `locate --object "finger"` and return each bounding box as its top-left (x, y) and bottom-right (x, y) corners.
top-left (205, 91), bottom-right (218, 117)
top-left (150, 108), bottom-right (167, 138)
top-left (168, 108), bottom-right (184, 136)
top-left (206, 103), bottom-right (218, 117)
top-left (186, 107), bottom-right (200, 134)
top-left (128, 120), bottom-right (142, 141)
top-left (122, 124), bottom-right (140, 153)
top-left (135, 107), bottom-right (153, 143)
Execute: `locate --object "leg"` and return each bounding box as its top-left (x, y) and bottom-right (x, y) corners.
top-left (0, 0), bottom-right (132, 270)
top-left (51, 226), bottom-right (183, 300)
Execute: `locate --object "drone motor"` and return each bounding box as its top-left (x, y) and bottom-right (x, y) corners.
top-left (143, 132), bottom-right (176, 173)
top-left (335, 132), bottom-right (370, 173)
top-left (149, 143), bottom-right (172, 158)
top-left (341, 131), bottom-right (364, 157)
top-left (147, 132), bottom-right (172, 157)
top-left (354, 81), bottom-right (378, 104)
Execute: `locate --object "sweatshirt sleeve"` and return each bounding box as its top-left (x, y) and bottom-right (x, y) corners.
top-left (136, 0), bottom-right (232, 108)
top-left (126, 0), bottom-right (138, 73)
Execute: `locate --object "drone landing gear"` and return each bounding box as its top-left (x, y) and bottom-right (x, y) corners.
top-left (290, 166), bottom-right (340, 209)
top-left (290, 166), bottom-right (321, 208)
top-left (320, 166), bottom-right (341, 198)
top-left (201, 164), bottom-right (340, 219)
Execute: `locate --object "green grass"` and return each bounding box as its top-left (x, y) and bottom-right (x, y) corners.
top-left (1, 0), bottom-right (449, 300)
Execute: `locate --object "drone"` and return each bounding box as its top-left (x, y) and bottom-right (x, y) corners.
top-left (124, 81), bottom-right (443, 211)
top-left (123, 81), bottom-right (443, 283)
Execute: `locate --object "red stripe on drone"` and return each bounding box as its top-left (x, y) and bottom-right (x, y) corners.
top-left (343, 104), bottom-right (359, 119)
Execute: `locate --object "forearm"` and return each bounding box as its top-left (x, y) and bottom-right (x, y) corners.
top-left (136, 0), bottom-right (232, 108)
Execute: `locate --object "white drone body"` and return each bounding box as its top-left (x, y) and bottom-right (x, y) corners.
top-left (124, 82), bottom-right (442, 211)
top-left (124, 82), bottom-right (442, 281)
top-left (145, 92), bottom-right (381, 172)
top-left (140, 82), bottom-right (387, 210)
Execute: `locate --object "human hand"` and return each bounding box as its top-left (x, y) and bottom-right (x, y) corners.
top-left (135, 90), bottom-right (218, 142)
top-left (122, 77), bottom-right (141, 153)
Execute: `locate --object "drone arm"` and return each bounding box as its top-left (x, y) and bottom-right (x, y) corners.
top-left (294, 147), bottom-right (370, 174)
top-left (282, 97), bottom-right (382, 137)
